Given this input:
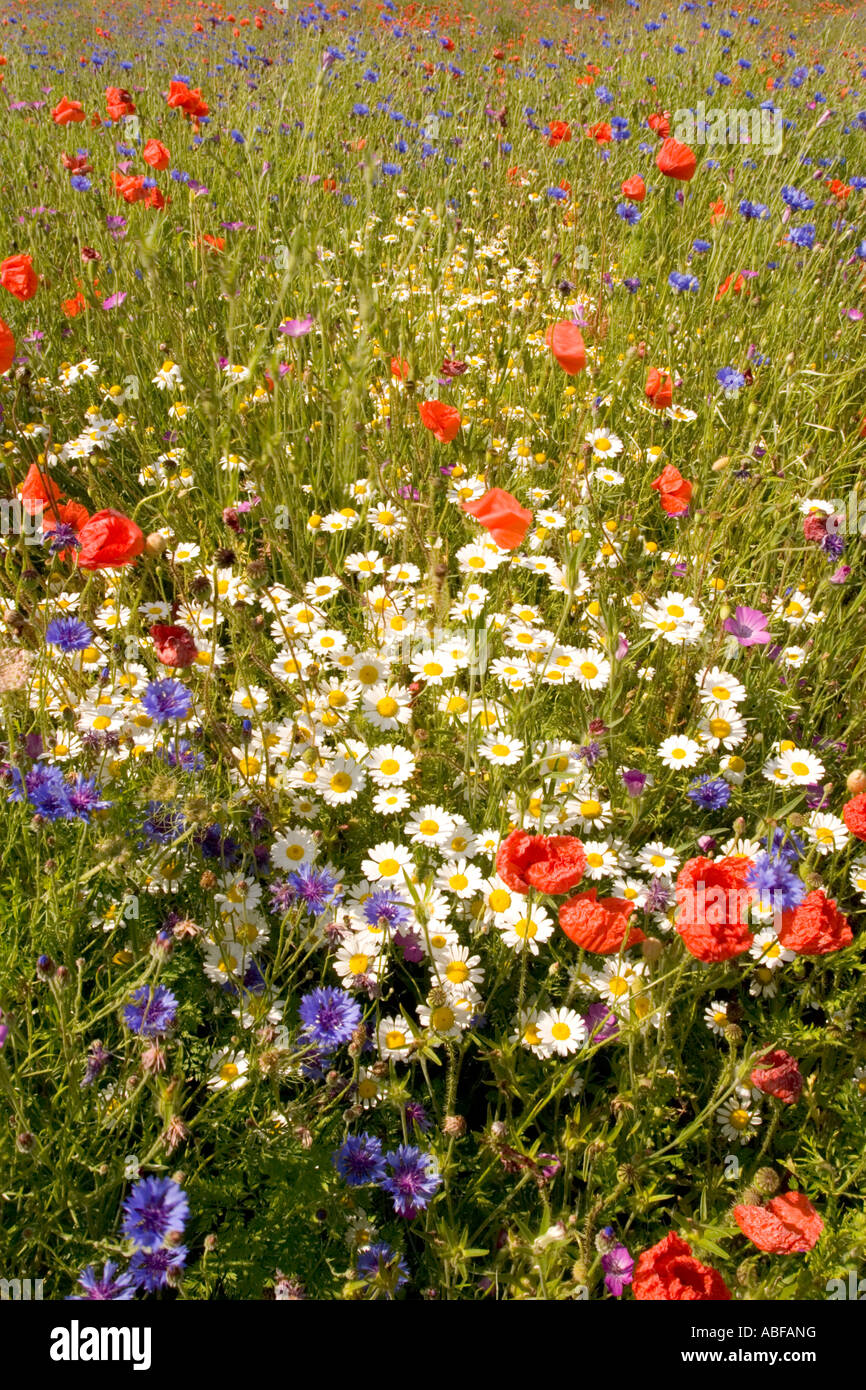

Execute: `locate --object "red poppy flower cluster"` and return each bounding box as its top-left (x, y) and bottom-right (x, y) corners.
top-left (16, 465), bottom-right (144, 571)
top-left (495, 830), bottom-right (586, 896)
top-left (645, 367), bottom-right (673, 411)
top-left (167, 79), bottom-right (209, 120)
top-left (633, 1232), bottom-right (730, 1300)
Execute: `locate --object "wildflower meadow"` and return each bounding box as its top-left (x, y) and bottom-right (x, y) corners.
top-left (0, 0), bottom-right (865, 1323)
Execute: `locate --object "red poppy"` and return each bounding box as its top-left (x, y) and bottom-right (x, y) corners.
top-left (558, 888), bottom-right (645, 954)
top-left (75, 509), bottom-right (145, 570)
top-left (842, 793), bottom-right (866, 840)
top-left (0, 316), bottom-right (14, 374)
top-left (733, 1192), bottom-right (823, 1254)
top-left (645, 367), bottom-right (673, 411)
top-left (322, 177), bottom-right (337, 192)
top-left (650, 464), bottom-right (692, 515)
top-left (715, 271), bottom-right (748, 302)
top-left (201, 234), bottom-right (225, 251)
top-left (418, 399), bottom-right (461, 443)
top-left (750, 1050), bottom-right (803, 1105)
top-left (111, 170), bottom-right (146, 204)
top-left (142, 139), bottom-right (170, 171)
top-left (51, 96), bottom-right (85, 125)
top-left (462, 488), bottom-right (533, 550)
top-left (710, 199), bottom-right (729, 226)
top-left (648, 110), bottom-right (671, 137)
top-left (656, 137), bottom-right (697, 181)
top-left (150, 624), bottom-right (198, 669)
top-left (390, 356), bottom-right (410, 381)
top-left (674, 856), bottom-right (755, 962)
top-left (20, 462), bottom-right (64, 516)
top-left (633, 1233), bottom-right (731, 1301)
top-left (546, 320), bottom-right (586, 375)
top-left (166, 80), bottom-right (209, 119)
top-left (496, 829), bottom-right (586, 896)
top-left (547, 120), bottom-right (572, 146)
top-left (0, 253), bottom-right (38, 301)
top-left (105, 86), bottom-right (135, 121)
top-left (621, 175), bottom-right (646, 202)
top-left (144, 187), bottom-right (167, 211)
top-left (586, 121), bottom-right (612, 143)
top-left (62, 291), bottom-right (87, 318)
top-left (777, 889), bottom-right (853, 956)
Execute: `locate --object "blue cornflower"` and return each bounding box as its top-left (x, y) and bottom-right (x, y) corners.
top-left (24, 764), bottom-right (73, 821)
top-left (333, 1132), bottom-right (387, 1186)
top-left (45, 616), bottom-right (93, 652)
top-left (380, 1145), bottom-right (442, 1219)
top-left (623, 276), bottom-right (641, 293)
top-left (668, 271), bottom-right (699, 292)
top-left (780, 184), bottom-right (814, 211)
top-left (786, 224), bottom-right (815, 249)
top-left (546, 186), bottom-right (568, 201)
top-left (67, 774), bottom-right (111, 821)
top-left (158, 738), bottom-right (204, 773)
top-left (739, 199), bottom-right (769, 219)
top-left (121, 1177), bottom-right (189, 1251)
top-left (746, 851), bottom-right (806, 913)
top-left (123, 985), bottom-right (178, 1038)
top-left (616, 201), bottom-right (641, 224)
top-left (354, 1243), bottom-right (409, 1296)
top-left (282, 864), bottom-right (342, 916)
top-left (687, 776), bottom-right (731, 811)
top-left (352, 102), bottom-right (370, 116)
top-left (141, 801), bottom-right (185, 843)
top-left (129, 1245), bottom-right (186, 1292)
top-left (44, 522), bottom-right (81, 555)
top-left (298, 986), bottom-right (361, 1051)
top-left (716, 366), bottom-right (746, 395)
top-left (70, 175), bottom-right (91, 192)
top-left (68, 1261), bottom-right (135, 1301)
top-left (381, 162), bottom-right (401, 176)
top-left (141, 678), bottom-right (192, 724)
top-left (230, 129), bottom-right (245, 143)
top-left (692, 238), bottom-right (712, 253)
top-left (362, 889), bottom-right (411, 932)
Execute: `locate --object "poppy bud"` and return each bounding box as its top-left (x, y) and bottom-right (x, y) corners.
top-left (846, 769), bottom-right (866, 794)
top-left (144, 531), bottom-right (167, 558)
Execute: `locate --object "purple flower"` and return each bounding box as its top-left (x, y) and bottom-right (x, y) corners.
top-left (723, 605), bottom-right (771, 647)
top-left (333, 1132), bottom-right (387, 1186)
top-left (68, 1261), bottom-right (135, 1301)
top-left (582, 1002), bottom-right (619, 1044)
top-left (354, 1243), bottom-right (409, 1296)
top-left (279, 315), bottom-right (314, 338)
top-left (380, 1145), bottom-right (442, 1218)
top-left (129, 1245), bottom-right (186, 1292)
top-left (602, 1243), bottom-right (634, 1296)
top-left (45, 616), bottom-right (93, 652)
top-left (67, 774), bottom-right (111, 821)
top-left (101, 291), bottom-right (127, 310)
top-left (121, 1177), bottom-right (189, 1251)
top-left (141, 678), bottom-right (193, 723)
top-left (621, 768), bottom-right (648, 799)
top-left (298, 986), bottom-right (360, 1051)
top-left (123, 985), bottom-right (178, 1038)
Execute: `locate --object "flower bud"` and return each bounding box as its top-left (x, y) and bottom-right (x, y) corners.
top-left (846, 769), bottom-right (866, 795)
